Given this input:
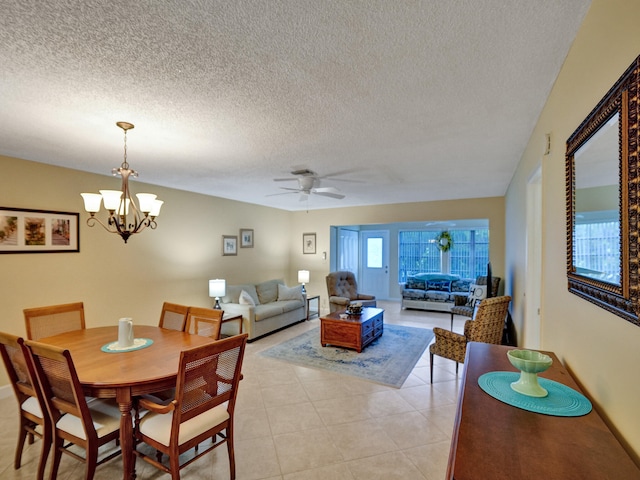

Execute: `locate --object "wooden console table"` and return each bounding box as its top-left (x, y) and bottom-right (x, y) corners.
top-left (447, 342), bottom-right (640, 479)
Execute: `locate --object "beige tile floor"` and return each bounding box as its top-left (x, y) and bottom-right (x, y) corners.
top-left (0, 300), bottom-right (464, 480)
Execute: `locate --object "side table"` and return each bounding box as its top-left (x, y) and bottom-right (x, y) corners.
top-left (221, 312), bottom-right (243, 337)
top-left (306, 295), bottom-right (320, 320)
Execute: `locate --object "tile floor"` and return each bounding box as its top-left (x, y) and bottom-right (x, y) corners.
top-left (0, 300), bottom-right (464, 480)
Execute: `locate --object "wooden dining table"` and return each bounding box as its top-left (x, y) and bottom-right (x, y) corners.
top-left (38, 325), bottom-right (217, 480)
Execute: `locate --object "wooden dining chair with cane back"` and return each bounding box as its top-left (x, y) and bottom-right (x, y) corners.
top-left (0, 332), bottom-right (51, 480)
top-left (134, 333), bottom-right (248, 480)
top-left (158, 302), bottom-right (190, 331)
top-left (185, 306), bottom-right (224, 340)
top-left (23, 340), bottom-right (122, 480)
top-left (23, 302), bottom-right (86, 340)
top-left (430, 295), bottom-right (511, 383)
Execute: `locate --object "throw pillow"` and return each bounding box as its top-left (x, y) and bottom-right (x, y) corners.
top-left (466, 284), bottom-right (487, 307)
top-left (277, 284), bottom-right (303, 301)
top-left (239, 289), bottom-right (256, 306)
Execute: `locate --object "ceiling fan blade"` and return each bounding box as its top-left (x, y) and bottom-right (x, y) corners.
top-left (278, 187), bottom-right (302, 192)
top-left (273, 177), bottom-right (298, 182)
top-left (313, 187), bottom-right (341, 194)
top-left (314, 191), bottom-right (345, 199)
top-left (265, 191), bottom-right (298, 197)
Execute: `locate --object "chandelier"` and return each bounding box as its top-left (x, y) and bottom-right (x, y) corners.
top-left (80, 122), bottom-right (163, 243)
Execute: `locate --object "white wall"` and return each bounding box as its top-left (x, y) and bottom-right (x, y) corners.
top-left (505, 0), bottom-right (640, 462)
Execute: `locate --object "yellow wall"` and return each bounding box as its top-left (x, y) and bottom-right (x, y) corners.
top-left (505, 0), bottom-right (640, 462)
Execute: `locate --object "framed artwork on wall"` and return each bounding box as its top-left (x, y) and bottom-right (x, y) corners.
top-left (222, 235), bottom-right (238, 256)
top-left (303, 232), bottom-right (316, 254)
top-left (240, 228), bottom-right (254, 248)
top-left (0, 207), bottom-right (79, 253)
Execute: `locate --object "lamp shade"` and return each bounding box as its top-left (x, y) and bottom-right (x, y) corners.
top-left (298, 270), bottom-right (310, 284)
top-left (209, 279), bottom-right (226, 298)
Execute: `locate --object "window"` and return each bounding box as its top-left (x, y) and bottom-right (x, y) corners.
top-left (574, 211), bottom-right (620, 283)
top-left (398, 228), bottom-right (489, 282)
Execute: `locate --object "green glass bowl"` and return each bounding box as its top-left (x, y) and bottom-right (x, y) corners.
top-left (507, 349), bottom-right (553, 397)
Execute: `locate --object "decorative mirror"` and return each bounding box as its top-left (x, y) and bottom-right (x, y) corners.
top-left (566, 55), bottom-right (639, 326)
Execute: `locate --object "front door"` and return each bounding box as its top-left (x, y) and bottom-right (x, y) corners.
top-left (360, 230), bottom-right (389, 300)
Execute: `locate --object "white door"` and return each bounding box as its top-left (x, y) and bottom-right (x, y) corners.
top-left (360, 230), bottom-right (389, 300)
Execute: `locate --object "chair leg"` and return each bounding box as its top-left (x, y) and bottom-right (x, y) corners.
top-left (429, 352), bottom-right (434, 383)
top-left (455, 362), bottom-right (459, 375)
top-left (450, 312), bottom-right (454, 330)
top-left (14, 419), bottom-right (29, 469)
top-left (36, 423), bottom-right (51, 480)
top-left (226, 426), bottom-right (236, 480)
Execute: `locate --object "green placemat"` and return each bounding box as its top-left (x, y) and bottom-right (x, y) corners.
top-left (101, 338), bottom-right (153, 353)
top-left (478, 371), bottom-right (592, 417)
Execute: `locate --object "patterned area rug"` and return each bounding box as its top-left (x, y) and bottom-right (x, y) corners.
top-left (260, 324), bottom-right (434, 388)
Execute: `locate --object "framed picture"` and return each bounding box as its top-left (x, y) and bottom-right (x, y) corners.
top-left (240, 228), bottom-right (254, 248)
top-left (303, 232), bottom-right (316, 254)
top-left (222, 235), bottom-right (238, 256)
top-left (0, 207), bottom-right (79, 253)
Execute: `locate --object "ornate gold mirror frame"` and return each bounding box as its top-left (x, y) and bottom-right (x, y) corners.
top-left (566, 55), bottom-right (639, 326)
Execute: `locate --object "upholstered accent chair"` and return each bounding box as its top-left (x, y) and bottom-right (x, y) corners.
top-left (430, 295), bottom-right (511, 383)
top-left (326, 271), bottom-right (376, 313)
top-left (449, 275), bottom-right (501, 329)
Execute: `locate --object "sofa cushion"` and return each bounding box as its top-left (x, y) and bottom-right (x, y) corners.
top-left (427, 280), bottom-right (451, 292)
top-left (405, 277), bottom-right (425, 290)
top-left (451, 278), bottom-right (473, 293)
top-left (276, 299), bottom-right (304, 313)
top-left (239, 289), bottom-right (256, 306)
top-left (277, 284), bottom-right (304, 301)
top-left (223, 284), bottom-right (260, 305)
top-left (254, 303), bottom-right (285, 321)
top-left (256, 279), bottom-right (283, 304)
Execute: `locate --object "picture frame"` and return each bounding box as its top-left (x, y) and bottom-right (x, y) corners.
top-left (0, 207), bottom-right (79, 253)
top-left (222, 235), bottom-right (238, 256)
top-left (303, 232), bottom-right (316, 254)
top-left (240, 228), bottom-right (254, 248)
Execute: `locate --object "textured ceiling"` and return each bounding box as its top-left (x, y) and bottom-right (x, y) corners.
top-left (0, 1), bottom-right (591, 211)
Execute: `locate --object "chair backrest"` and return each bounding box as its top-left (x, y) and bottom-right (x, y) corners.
top-left (474, 275), bottom-right (501, 298)
top-left (326, 271), bottom-right (359, 300)
top-left (159, 302), bottom-right (189, 331)
top-left (185, 307), bottom-right (224, 339)
top-left (465, 295), bottom-right (512, 345)
top-left (0, 331), bottom-right (38, 407)
top-left (171, 334), bottom-right (247, 434)
top-left (23, 340), bottom-right (96, 436)
top-left (23, 302), bottom-right (86, 340)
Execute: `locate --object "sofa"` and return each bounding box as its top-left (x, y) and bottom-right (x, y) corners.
top-left (219, 279), bottom-right (307, 341)
top-left (400, 273), bottom-right (473, 312)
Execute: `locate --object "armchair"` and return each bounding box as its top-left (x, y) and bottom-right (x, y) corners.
top-left (430, 295), bottom-right (511, 383)
top-left (449, 275), bottom-right (501, 329)
top-left (326, 271), bottom-right (376, 313)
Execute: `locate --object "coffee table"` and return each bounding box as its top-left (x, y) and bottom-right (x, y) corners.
top-left (320, 307), bottom-right (384, 352)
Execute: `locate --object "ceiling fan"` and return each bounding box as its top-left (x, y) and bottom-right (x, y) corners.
top-left (269, 169), bottom-right (346, 200)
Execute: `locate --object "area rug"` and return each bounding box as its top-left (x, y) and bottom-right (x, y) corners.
top-left (259, 324), bottom-right (434, 388)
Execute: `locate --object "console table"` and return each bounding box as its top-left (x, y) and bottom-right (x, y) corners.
top-left (447, 342), bottom-right (640, 479)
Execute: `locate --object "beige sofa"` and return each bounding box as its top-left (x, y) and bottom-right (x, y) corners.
top-left (220, 279), bottom-right (307, 341)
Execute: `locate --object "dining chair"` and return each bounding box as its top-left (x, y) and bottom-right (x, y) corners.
top-left (430, 295), bottom-right (511, 383)
top-left (134, 333), bottom-right (248, 480)
top-left (185, 306), bottom-right (224, 339)
top-left (158, 302), bottom-right (190, 331)
top-left (23, 302), bottom-right (86, 340)
top-left (0, 332), bottom-right (50, 480)
top-left (23, 340), bottom-right (122, 480)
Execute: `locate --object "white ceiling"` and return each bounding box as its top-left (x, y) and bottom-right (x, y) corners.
top-left (0, 1), bottom-right (591, 211)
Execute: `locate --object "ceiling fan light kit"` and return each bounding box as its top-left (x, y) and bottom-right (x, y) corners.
top-left (270, 169), bottom-right (346, 200)
top-left (80, 122), bottom-right (163, 243)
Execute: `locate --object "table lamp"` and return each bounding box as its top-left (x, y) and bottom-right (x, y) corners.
top-left (298, 270), bottom-right (310, 294)
top-left (209, 279), bottom-right (226, 309)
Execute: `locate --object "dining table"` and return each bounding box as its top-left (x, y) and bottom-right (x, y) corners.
top-left (38, 325), bottom-right (217, 480)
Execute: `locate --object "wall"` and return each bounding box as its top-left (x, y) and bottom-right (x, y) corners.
top-left (505, 0), bottom-right (640, 462)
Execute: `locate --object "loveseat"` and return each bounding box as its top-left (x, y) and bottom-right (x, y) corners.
top-left (219, 279), bottom-right (307, 341)
top-left (400, 273), bottom-right (473, 312)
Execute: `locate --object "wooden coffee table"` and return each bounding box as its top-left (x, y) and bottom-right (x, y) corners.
top-left (320, 307), bottom-right (384, 352)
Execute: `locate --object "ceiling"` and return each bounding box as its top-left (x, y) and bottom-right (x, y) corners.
top-left (1, 1), bottom-right (591, 211)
